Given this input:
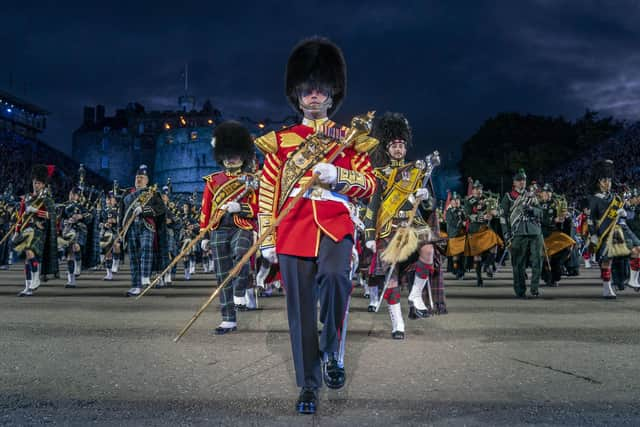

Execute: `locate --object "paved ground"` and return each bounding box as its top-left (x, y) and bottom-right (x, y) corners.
top-left (1, 262), bottom-right (639, 426)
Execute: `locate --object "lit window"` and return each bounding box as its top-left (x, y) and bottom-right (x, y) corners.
top-left (190, 131), bottom-right (198, 140)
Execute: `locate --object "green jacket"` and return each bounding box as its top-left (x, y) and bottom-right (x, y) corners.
top-left (500, 190), bottom-right (543, 237)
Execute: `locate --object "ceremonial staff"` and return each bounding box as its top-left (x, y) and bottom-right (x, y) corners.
top-left (172, 111), bottom-right (375, 342)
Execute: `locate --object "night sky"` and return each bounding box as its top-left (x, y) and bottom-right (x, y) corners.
top-left (4, 1), bottom-right (640, 162)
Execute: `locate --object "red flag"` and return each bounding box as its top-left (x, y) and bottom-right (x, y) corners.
top-left (444, 190), bottom-right (452, 214)
top-left (46, 164), bottom-right (56, 178)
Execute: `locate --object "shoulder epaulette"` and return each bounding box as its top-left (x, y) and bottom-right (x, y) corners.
top-left (254, 131), bottom-right (278, 154)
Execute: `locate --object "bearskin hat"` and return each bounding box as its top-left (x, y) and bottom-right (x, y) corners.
top-left (31, 164), bottom-right (49, 184)
top-left (212, 121), bottom-right (255, 167)
top-left (373, 112), bottom-right (412, 149)
top-left (285, 37), bottom-right (346, 117)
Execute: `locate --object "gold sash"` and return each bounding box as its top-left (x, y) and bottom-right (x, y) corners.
top-left (376, 167), bottom-right (423, 236)
top-left (207, 177), bottom-right (248, 226)
top-left (278, 136), bottom-right (336, 212)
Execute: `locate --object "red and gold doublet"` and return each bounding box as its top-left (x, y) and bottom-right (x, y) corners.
top-left (256, 118), bottom-right (378, 257)
top-left (199, 171), bottom-right (258, 231)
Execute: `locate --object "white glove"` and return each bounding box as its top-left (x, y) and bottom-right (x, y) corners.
top-left (133, 206), bottom-right (143, 216)
top-left (415, 188), bottom-right (430, 200)
top-left (617, 208), bottom-right (628, 218)
top-left (313, 163), bottom-right (338, 185)
top-left (590, 235), bottom-right (599, 245)
top-left (365, 240), bottom-right (377, 253)
top-left (200, 239), bottom-right (209, 251)
top-left (221, 202), bottom-right (241, 213)
top-left (26, 205), bottom-right (39, 214)
top-left (261, 247), bottom-right (278, 264)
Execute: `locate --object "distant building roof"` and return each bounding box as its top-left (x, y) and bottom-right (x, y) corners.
top-left (0, 88), bottom-right (49, 115)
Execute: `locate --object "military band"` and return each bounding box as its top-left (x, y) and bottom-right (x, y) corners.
top-left (3, 36), bottom-right (640, 419)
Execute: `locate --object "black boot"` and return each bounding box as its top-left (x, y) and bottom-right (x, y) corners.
top-left (322, 354), bottom-right (346, 389)
top-left (296, 387), bottom-right (318, 414)
top-left (475, 263), bottom-right (483, 287)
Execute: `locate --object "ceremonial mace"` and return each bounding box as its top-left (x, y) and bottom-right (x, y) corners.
top-left (173, 111), bottom-right (375, 342)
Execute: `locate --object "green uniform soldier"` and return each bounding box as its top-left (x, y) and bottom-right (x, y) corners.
top-left (445, 192), bottom-right (466, 279)
top-left (500, 169), bottom-right (544, 298)
top-left (464, 180), bottom-right (502, 286)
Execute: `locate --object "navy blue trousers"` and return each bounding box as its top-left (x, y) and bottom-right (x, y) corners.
top-left (279, 235), bottom-right (353, 389)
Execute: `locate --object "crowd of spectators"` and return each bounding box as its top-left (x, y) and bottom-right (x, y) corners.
top-left (546, 122), bottom-right (640, 203)
top-left (0, 129), bottom-right (107, 201)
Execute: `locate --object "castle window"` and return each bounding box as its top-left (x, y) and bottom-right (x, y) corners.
top-left (190, 131), bottom-right (198, 141)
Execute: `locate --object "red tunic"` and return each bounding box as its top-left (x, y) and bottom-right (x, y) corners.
top-left (199, 171), bottom-right (258, 231)
top-left (255, 119), bottom-right (377, 257)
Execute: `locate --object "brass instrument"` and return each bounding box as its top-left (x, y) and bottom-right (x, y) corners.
top-left (1, 188), bottom-right (50, 248)
top-left (553, 194), bottom-right (569, 219)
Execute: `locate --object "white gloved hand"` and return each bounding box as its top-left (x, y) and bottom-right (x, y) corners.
top-left (415, 188), bottom-right (430, 200)
top-left (221, 202), bottom-right (241, 213)
top-left (261, 247), bottom-right (278, 264)
top-left (26, 205), bottom-right (39, 214)
top-left (200, 239), bottom-right (210, 251)
top-left (365, 240), bottom-right (377, 253)
top-left (133, 206), bottom-right (143, 216)
top-left (617, 208), bottom-right (628, 218)
top-left (590, 235), bottom-right (599, 245)
top-left (313, 163), bottom-right (338, 185)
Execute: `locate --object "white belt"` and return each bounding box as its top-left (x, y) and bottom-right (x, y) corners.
top-left (289, 187), bottom-right (361, 229)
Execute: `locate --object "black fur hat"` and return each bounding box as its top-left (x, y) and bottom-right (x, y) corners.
top-left (31, 164), bottom-right (49, 184)
top-left (373, 112), bottom-right (413, 149)
top-left (285, 37), bottom-right (346, 117)
top-left (212, 121), bottom-right (254, 167)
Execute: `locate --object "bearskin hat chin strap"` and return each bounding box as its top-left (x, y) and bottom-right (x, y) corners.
top-left (299, 96), bottom-right (333, 118)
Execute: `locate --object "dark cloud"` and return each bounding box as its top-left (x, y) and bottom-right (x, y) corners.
top-left (3, 1), bottom-right (639, 161)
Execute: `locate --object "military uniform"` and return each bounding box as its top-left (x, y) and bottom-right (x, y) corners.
top-left (16, 165), bottom-right (58, 296)
top-left (199, 121), bottom-right (259, 333)
top-left (363, 112), bottom-right (443, 341)
top-left (500, 170), bottom-right (544, 298)
top-left (588, 160), bottom-right (640, 297)
top-left (255, 38), bottom-right (377, 413)
top-left (539, 185), bottom-right (574, 286)
top-left (445, 192), bottom-right (466, 279)
top-left (463, 181), bottom-right (503, 286)
top-left (122, 165), bottom-right (167, 297)
top-left (60, 188), bottom-right (93, 287)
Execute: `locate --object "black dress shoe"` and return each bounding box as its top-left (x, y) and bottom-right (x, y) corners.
top-left (296, 387), bottom-right (318, 414)
top-left (530, 289), bottom-right (540, 298)
top-left (323, 356), bottom-right (346, 389)
top-left (367, 304), bottom-right (376, 312)
top-left (408, 305), bottom-right (430, 319)
top-left (235, 304), bottom-right (248, 312)
top-left (213, 325), bottom-right (237, 335)
top-left (391, 330), bottom-right (405, 340)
